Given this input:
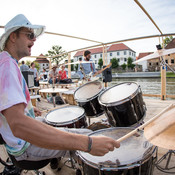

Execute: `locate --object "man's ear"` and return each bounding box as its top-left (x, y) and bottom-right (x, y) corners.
top-left (9, 32), bottom-right (17, 43)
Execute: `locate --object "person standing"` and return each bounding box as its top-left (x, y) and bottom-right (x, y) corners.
top-left (78, 50), bottom-right (97, 80)
top-left (20, 60), bottom-right (29, 72)
top-left (29, 62), bottom-right (40, 87)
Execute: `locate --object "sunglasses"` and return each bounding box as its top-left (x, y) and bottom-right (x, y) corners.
top-left (19, 31), bottom-right (36, 40)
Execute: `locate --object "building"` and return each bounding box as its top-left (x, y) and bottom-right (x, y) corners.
top-left (164, 38), bottom-right (175, 70)
top-left (73, 43), bottom-right (136, 68)
top-left (35, 54), bottom-right (49, 71)
top-left (137, 38), bottom-right (175, 72)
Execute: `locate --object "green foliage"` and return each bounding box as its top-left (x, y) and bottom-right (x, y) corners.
top-left (34, 62), bottom-right (40, 71)
top-left (163, 36), bottom-right (173, 47)
top-left (45, 45), bottom-right (67, 65)
top-left (121, 63), bottom-right (127, 70)
top-left (127, 57), bottom-right (135, 69)
top-left (26, 60), bottom-right (32, 67)
top-left (75, 64), bottom-right (78, 71)
top-left (71, 60), bottom-right (74, 71)
top-left (98, 58), bottom-right (103, 68)
top-left (111, 58), bottom-right (119, 68)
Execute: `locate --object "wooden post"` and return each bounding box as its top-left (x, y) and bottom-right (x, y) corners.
top-left (160, 37), bottom-right (166, 100)
top-left (68, 53), bottom-right (71, 78)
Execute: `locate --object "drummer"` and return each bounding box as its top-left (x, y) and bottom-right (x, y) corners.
top-left (78, 50), bottom-right (98, 80)
top-left (0, 14), bottom-right (120, 164)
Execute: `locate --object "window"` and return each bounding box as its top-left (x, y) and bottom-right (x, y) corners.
top-left (165, 60), bottom-right (168, 64)
top-left (124, 51), bottom-right (126, 55)
top-left (156, 62), bottom-right (159, 66)
top-left (121, 58), bottom-right (123, 61)
top-left (129, 52), bottom-right (131, 55)
top-left (43, 64), bottom-right (45, 66)
top-left (118, 58), bottom-right (120, 62)
top-left (79, 57), bottom-right (82, 61)
top-left (117, 52), bottom-right (120, 56)
top-left (95, 60), bottom-right (97, 64)
top-left (47, 64), bottom-right (48, 66)
top-left (110, 53), bottom-right (112, 56)
top-left (171, 59), bottom-right (174, 64)
top-left (124, 58), bottom-right (127, 62)
top-left (100, 54), bottom-right (102, 57)
top-left (149, 63), bottom-right (151, 66)
top-left (94, 55), bottom-right (97, 58)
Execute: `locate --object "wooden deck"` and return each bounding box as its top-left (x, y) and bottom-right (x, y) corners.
top-left (0, 97), bottom-right (175, 175)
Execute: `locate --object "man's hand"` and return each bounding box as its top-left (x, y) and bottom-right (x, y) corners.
top-left (33, 107), bottom-right (42, 116)
top-left (89, 136), bottom-right (120, 156)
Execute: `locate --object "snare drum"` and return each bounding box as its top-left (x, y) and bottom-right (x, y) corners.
top-left (77, 127), bottom-right (157, 175)
top-left (99, 82), bottom-right (146, 127)
top-left (45, 106), bottom-right (87, 128)
top-left (74, 81), bottom-right (104, 117)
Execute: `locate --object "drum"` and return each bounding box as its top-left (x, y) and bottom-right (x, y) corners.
top-left (74, 81), bottom-right (104, 117)
top-left (77, 127), bottom-right (157, 175)
top-left (45, 106), bottom-right (87, 128)
top-left (98, 82), bottom-right (146, 127)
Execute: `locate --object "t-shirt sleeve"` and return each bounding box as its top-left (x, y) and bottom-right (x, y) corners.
top-left (0, 61), bottom-right (27, 112)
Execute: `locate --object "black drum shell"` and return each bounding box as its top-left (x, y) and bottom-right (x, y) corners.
top-left (81, 156), bottom-right (155, 175)
top-left (77, 96), bottom-right (104, 117)
top-left (45, 115), bottom-right (87, 128)
top-left (101, 91), bottom-right (145, 127)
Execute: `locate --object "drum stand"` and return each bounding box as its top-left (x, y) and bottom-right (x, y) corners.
top-left (156, 150), bottom-right (175, 174)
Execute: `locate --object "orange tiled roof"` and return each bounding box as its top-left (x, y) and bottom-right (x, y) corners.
top-left (74, 43), bottom-right (135, 57)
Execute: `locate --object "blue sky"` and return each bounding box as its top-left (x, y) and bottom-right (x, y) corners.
top-left (0, 0), bottom-right (175, 60)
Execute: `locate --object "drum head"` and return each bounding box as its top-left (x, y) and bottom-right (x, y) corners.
top-left (45, 106), bottom-right (85, 125)
top-left (99, 82), bottom-right (138, 105)
top-left (78, 127), bottom-right (153, 169)
top-left (74, 81), bottom-right (102, 102)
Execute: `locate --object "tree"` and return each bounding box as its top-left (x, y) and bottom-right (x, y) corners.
top-left (45, 45), bottom-right (67, 65)
top-left (98, 58), bottom-right (103, 68)
top-left (127, 57), bottom-right (135, 69)
top-left (121, 63), bottom-right (127, 70)
top-left (163, 36), bottom-right (173, 47)
top-left (71, 60), bottom-right (74, 71)
top-left (111, 58), bottom-right (119, 69)
top-left (75, 64), bottom-right (78, 72)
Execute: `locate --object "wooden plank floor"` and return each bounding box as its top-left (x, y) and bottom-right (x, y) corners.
top-left (0, 97), bottom-right (175, 175)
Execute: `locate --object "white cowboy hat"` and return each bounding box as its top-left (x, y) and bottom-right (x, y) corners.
top-left (52, 64), bottom-right (57, 68)
top-left (0, 14), bottom-right (45, 50)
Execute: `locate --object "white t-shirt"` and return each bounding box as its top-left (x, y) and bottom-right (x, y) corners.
top-left (0, 51), bottom-right (35, 156)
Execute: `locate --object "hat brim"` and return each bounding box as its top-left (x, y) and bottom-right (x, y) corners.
top-left (0, 24), bottom-right (45, 50)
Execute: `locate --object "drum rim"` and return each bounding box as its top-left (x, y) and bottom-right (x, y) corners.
top-left (74, 81), bottom-right (103, 102)
top-left (44, 105), bottom-right (85, 126)
top-left (77, 127), bottom-right (155, 171)
top-left (98, 82), bottom-right (140, 107)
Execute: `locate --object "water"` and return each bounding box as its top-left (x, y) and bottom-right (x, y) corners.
top-left (109, 78), bottom-right (175, 96)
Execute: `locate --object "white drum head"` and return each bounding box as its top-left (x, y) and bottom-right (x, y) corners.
top-left (45, 106), bottom-right (84, 124)
top-left (74, 81), bottom-right (102, 101)
top-left (99, 82), bottom-right (138, 104)
top-left (78, 128), bottom-right (153, 168)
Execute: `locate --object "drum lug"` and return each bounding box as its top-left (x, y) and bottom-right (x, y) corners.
top-left (106, 109), bottom-right (116, 127)
top-left (130, 103), bottom-right (139, 122)
top-left (90, 101), bottom-right (97, 115)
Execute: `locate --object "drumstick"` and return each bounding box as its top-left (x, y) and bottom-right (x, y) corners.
top-left (41, 104), bottom-right (69, 113)
top-left (117, 104), bottom-right (174, 143)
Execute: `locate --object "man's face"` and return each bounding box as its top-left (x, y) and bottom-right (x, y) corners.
top-left (85, 54), bottom-right (91, 61)
top-left (14, 28), bottom-right (36, 58)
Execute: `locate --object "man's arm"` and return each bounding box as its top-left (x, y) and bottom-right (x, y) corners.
top-left (2, 103), bottom-right (120, 156)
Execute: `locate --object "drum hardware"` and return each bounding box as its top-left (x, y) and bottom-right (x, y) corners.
top-left (106, 108), bottom-right (117, 126)
top-left (130, 99), bottom-right (139, 122)
top-left (155, 150), bottom-right (175, 174)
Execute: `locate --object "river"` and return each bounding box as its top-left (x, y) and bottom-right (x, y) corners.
top-left (109, 78), bottom-right (175, 96)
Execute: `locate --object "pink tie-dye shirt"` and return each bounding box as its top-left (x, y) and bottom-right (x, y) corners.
top-left (0, 51), bottom-right (35, 156)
